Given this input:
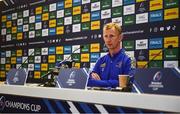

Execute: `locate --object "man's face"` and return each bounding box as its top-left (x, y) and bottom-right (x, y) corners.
top-left (103, 27), bottom-right (122, 50)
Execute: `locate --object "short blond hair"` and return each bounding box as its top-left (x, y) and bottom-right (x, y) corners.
top-left (103, 23), bottom-right (122, 35)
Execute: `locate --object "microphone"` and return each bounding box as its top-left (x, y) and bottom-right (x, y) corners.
top-left (18, 50), bottom-right (34, 69)
top-left (57, 45), bottom-right (84, 67)
top-left (142, 45), bottom-right (173, 68)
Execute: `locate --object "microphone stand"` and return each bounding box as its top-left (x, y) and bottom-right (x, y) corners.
top-left (18, 51), bottom-right (34, 69)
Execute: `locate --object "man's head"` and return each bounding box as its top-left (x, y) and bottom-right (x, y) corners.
top-left (103, 23), bottom-right (122, 52)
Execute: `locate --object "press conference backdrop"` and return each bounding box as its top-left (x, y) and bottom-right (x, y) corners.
top-left (0, 0), bottom-right (179, 80)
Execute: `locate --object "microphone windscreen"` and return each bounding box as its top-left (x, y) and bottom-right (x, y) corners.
top-left (168, 45), bottom-right (173, 49)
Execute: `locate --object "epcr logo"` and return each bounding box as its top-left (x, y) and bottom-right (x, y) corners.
top-left (153, 71), bottom-right (162, 81)
top-left (69, 71), bottom-right (76, 79)
top-left (0, 96), bottom-right (6, 111)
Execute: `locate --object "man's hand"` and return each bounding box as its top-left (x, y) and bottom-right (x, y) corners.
top-left (91, 72), bottom-right (101, 80)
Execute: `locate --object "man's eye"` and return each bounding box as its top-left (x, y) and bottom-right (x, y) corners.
top-left (109, 35), bottom-right (114, 38)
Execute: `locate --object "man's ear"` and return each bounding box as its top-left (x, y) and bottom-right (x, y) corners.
top-left (119, 34), bottom-right (123, 41)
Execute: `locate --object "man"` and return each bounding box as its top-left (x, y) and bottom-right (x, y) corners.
top-left (87, 23), bottom-right (135, 88)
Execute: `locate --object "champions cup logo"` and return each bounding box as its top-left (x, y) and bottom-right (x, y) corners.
top-left (66, 71), bottom-right (76, 86)
top-left (148, 71), bottom-right (164, 91)
top-left (153, 71), bottom-right (162, 81)
top-left (0, 96), bottom-right (6, 111)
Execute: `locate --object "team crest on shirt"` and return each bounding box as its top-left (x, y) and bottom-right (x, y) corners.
top-left (100, 63), bottom-right (106, 72)
top-left (100, 63), bottom-right (106, 68)
top-left (116, 62), bottom-right (122, 68)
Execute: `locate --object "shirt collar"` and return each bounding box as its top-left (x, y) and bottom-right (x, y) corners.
top-left (108, 48), bottom-right (125, 59)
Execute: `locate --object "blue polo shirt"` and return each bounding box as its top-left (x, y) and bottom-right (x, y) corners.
top-left (87, 49), bottom-right (135, 88)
